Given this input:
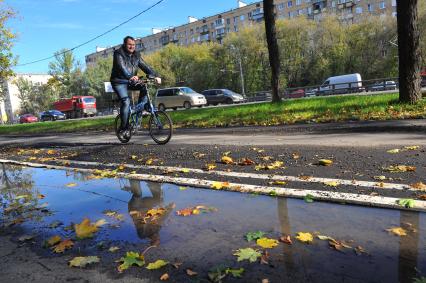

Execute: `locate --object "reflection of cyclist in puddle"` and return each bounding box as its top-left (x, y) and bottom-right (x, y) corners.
top-left (127, 180), bottom-right (175, 246)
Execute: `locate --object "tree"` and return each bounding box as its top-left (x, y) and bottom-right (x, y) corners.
top-left (396, 0), bottom-right (422, 103)
top-left (48, 49), bottom-right (81, 98)
top-left (84, 57), bottom-right (113, 109)
top-left (263, 0), bottom-right (281, 102)
top-left (0, 1), bottom-right (16, 123)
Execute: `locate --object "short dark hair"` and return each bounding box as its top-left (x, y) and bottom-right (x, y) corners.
top-left (123, 36), bottom-right (135, 44)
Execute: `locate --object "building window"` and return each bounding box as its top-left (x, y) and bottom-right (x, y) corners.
top-left (355, 7), bottom-right (363, 14)
top-left (307, 7), bottom-right (312, 14)
top-left (368, 4), bottom-right (374, 12)
top-left (296, 0), bottom-right (301, 5)
top-left (234, 16), bottom-right (238, 23)
top-left (226, 18), bottom-right (231, 25)
top-left (379, 1), bottom-right (385, 9)
top-left (278, 3), bottom-right (285, 10)
top-left (234, 25), bottom-right (238, 32)
top-left (288, 1), bottom-right (293, 8)
top-left (240, 15), bottom-right (245, 21)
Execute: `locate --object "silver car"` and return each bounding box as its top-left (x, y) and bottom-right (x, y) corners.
top-left (155, 87), bottom-right (207, 111)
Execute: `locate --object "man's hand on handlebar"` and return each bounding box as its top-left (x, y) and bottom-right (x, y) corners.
top-left (154, 77), bottom-right (162, 85)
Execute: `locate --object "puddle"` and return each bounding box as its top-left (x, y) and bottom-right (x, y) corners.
top-left (1, 164), bottom-right (425, 282)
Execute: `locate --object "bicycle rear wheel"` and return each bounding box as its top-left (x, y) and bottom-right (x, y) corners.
top-left (149, 110), bottom-right (172, 145)
top-left (114, 115), bottom-right (131, 143)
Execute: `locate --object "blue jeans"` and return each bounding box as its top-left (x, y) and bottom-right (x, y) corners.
top-left (112, 83), bottom-right (147, 130)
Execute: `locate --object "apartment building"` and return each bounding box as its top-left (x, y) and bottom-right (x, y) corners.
top-left (85, 0), bottom-right (396, 67)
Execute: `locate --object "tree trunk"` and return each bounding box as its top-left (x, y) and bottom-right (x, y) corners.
top-left (397, 0), bottom-right (422, 103)
top-left (263, 0), bottom-right (281, 103)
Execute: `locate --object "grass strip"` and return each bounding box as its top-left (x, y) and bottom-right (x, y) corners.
top-left (1, 93), bottom-right (425, 135)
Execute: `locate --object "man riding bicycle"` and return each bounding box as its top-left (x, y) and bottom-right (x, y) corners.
top-left (110, 36), bottom-right (161, 139)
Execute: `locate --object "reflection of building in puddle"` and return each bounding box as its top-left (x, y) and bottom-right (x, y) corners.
top-left (127, 180), bottom-right (174, 246)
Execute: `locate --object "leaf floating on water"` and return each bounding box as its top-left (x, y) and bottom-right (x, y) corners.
top-left (66, 183), bottom-right (77, 187)
top-left (386, 227), bottom-right (408, 236)
top-left (94, 219), bottom-right (108, 227)
top-left (296, 232), bottom-right (313, 243)
top-left (176, 205), bottom-right (217, 216)
top-left (46, 235), bottom-right (61, 247)
top-left (226, 267), bottom-right (244, 278)
top-left (256, 238), bottom-right (279, 249)
top-left (118, 252), bottom-right (145, 273)
top-left (245, 231), bottom-right (266, 242)
top-left (160, 273), bottom-right (170, 281)
top-left (18, 235), bottom-right (35, 242)
top-left (109, 246), bottom-right (120, 253)
top-left (52, 239), bottom-right (74, 253)
top-left (146, 260), bottom-right (168, 270)
top-left (233, 248), bottom-right (261, 263)
top-left (75, 218), bottom-right (98, 239)
top-left (279, 235), bottom-right (292, 245)
top-left (186, 269), bottom-right (198, 276)
top-left (304, 194), bottom-right (314, 203)
top-left (69, 256), bottom-right (100, 268)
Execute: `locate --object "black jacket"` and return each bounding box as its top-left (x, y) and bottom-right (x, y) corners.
top-left (110, 46), bottom-right (157, 84)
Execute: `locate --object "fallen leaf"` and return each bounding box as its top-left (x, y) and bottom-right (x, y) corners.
top-left (172, 262), bottom-right (182, 269)
top-left (18, 235), bottom-right (35, 242)
top-left (130, 155), bottom-right (137, 160)
top-left (386, 227), bottom-right (408, 236)
top-left (387, 149), bottom-right (400, 154)
top-left (233, 248), bottom-right (261, 263)
top-left (118, 251), bottom-right (145, 273)
top-left (193, 152), bottom-right (206, 158)
top-left (95, 219), bottom-right (108, 227)
top-left (268, 180), bottom-right (287, 186)
top-left (410, 182), bottom-right (426, 191)
top-left (384, 165), bottom-right (416, 172)
top-left (225, 267), bottom-right (244, 278)
top-left (296, 232), bottom-right (313, 243)
top-left (53, 239), bottom-right (74, 253)
top-left (374, 176), bottom-right (387, 181)
top-left (160, 273), bottom-right (169, 281)
top-left (46, 235), bottom-right (61, 247)
top-left (49, 221), bottom-right (63, 229)
top-left (299, 175), bottom-right (312, 180)
top-left (324, 181), bottom-right (339, 187)
top-left (179, 186), bottom-right (188, 191)
top-left (279, 235), bottom-right (292, 245)
top-left (262, 279), bottom-right (270, 283)
top-left (66, 183), bottom-right (77, 187)
top-left (146, 260), bottom-right (168, 270)
top-left (418, 194), bottom-right (426, 200)
top-left (221, 156), bottom-right (234, 164)
top-left (318, 159), bottom-right (333, 166)
top-left (203, 163), bottom-right (216, 171)
top-left (211, 181), bottom-right (230, 190)
top-left (404, 146), bottom-right (420, 150)
top-left (69, 256), bottom-right (100, 268)
top-left (292, 153), bottom-right (300, 159)
top-left (397, 199), bottom-right (415, 208)
top-left (75, 218), bottom-right (98, 239)
top-left (239, 158), bottom-right (255, 166)
top-left (354, 246), bottom-right (368, 255)
top-left (317, 235), bottom-right (335, 241)
top-left (245, 231), bottom-right (266, 242)
top-left (109, 246), bottom-right (120, 252)
top-left (186, 269), bottom-right (198, 276)
top-left (257, 237), bottom-right (279, 249)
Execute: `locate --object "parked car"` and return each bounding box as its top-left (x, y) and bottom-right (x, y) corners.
top-left (19, 114), bottom-right (38, 123)
top-left (155, 87), bottom-right (207, 111)
top-left (252, 92), bottom-right (272, 102)
top-left (285, 89), bottom-right (305, 99)
top-left (317, 73), bottom-right (364, 95)
top-left (40, 110), bottom-right (66, 121)
top-left (366, 81), bottom-right (397, 92)
top-left (201, 89), bottom-right (246, 105)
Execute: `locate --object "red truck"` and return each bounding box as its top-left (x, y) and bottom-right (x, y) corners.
top-left (53, 96), bottom-right (97, 119)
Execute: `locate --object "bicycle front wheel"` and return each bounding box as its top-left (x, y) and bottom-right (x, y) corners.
top-left (149, 110), bottom-right (173, 145)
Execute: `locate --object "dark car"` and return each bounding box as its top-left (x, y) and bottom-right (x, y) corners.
top-left (252, 92), bottom-right (272, 102)
top-left (201, 89), bottom-right (246, 105)
top-left (366, 81), bottom-right (397, 92)
top-left (19, 114), bottom-right (38, 123)
top-left (40, 110), bottom-right (66, 121)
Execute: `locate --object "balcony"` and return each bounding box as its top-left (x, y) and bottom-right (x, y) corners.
top-left (251, 8), bottom-right (264, 21)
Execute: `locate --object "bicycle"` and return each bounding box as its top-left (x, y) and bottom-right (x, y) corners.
top-left (114, 78), bottom-right (173, 144)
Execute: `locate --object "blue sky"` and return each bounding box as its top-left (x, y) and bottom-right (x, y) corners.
top-left (6, 0), bottom-right (258, 74)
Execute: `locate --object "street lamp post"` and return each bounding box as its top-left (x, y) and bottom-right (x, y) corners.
top-left (230, 45), bottom-right (245, 96)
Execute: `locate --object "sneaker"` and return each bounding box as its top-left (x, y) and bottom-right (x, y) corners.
top-left (118, 128), bottom-right (131, 140)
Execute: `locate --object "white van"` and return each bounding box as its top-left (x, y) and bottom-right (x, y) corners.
top-left (155, 87), bottom-right (207, 111)
top-left (317, 73), bottom-right (364, 95)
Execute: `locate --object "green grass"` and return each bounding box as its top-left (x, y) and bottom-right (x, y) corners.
top-left (1, 93), bottom-right (425, 135)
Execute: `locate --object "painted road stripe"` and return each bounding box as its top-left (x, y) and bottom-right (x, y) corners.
top-left (0, 159), bottom-right (425, 212)
top-left (38, 158), bottom-right (411, 191)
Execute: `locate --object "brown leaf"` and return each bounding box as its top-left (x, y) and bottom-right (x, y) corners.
top-left (52, 239), bottom-right (74, 253)
top-left (299, 175), bottom-right (312, 180)
top-left (186, 269), bottom-right (198, 276)
top-left (418, 194), bottom-right (426, 200)
top-left (172, 262), bottom-right (183, 269)
top-left (238, 158), bottom-right (255, 166)
top-left (160, 273), bottom-right (169, 281)
top-left (262, 279), bottom-right (270, 283)
top-left (410, 182), bottom-right (426, 191)
top-left (260, 251), bottom-right (269, 265)
top-left (279, 235), bottom-right (292, 245)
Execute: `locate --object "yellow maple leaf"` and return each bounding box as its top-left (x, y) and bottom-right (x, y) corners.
top-left (53, 239), bottom-right (74, 253)
top-left (386, 227), bottom-right (407, 236)
top-left (404, 146), bottom-right (420, 150)
top-left (211, 181), bottom-right (230, 190)
top-left (203, 163), bottom-right (216, 171)
top-left (296, 232), bottom-right (313, 243)
top-left (75, 218), bottom-right (98, 239)
top-left (47, 150), bottom-right (56, 155)
top-left (221, 156), bottom-right (234, 164)
top-left (256, 237), bottom-right (279, 249)
top-left (387, 149), bottom-right (400, 154)
top-left (66, 183), bottom-right (77, 187)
